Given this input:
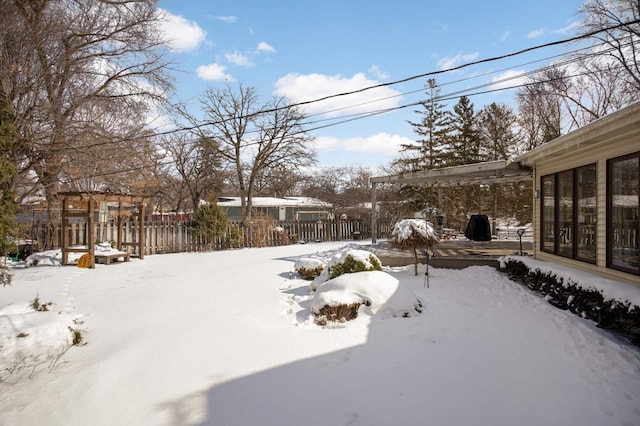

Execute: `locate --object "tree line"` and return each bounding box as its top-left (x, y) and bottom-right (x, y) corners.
top-left (1, 0), bottom-right (640, 278)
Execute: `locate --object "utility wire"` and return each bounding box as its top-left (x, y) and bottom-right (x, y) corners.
top-left (252, 19), bottom-right (640, 115)
top-left (40, 39), bottom-right (633, 161)
top-left (35, 21), bottom-right (640, 181)
top-left (112, 19), bottom-right (640, 142)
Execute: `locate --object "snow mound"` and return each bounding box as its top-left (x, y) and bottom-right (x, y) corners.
top-left (311, 270), bottom-right (422, 320)
top-left (0, 302), bottom-right (80, 378)
top-left (24, 249), bottom-right (64, 267)
top-left (294, 258), bottom-right (325, 271)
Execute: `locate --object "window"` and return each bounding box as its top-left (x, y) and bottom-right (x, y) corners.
top-left (576, 165), bottom-right (597, 262)
top-left (541, 175), bottom-right (555, 252)
top-left (541, 164), bottom-right (597, 263)
top-left (608, 153), bottom-right (639, 275)
top-left (557, 170), bottom-right (574, 257)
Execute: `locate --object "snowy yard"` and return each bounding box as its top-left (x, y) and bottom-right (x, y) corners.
top-left (1, 241), bottom-right (640, 426)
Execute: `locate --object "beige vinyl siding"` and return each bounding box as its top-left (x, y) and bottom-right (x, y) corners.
top-left (530, 138), bottom-right (640, 287)
top-left (596, 157), bottom-right (607, 270)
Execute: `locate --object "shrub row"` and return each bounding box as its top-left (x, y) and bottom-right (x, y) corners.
top-left (500, 259), bottom-right (640, 346)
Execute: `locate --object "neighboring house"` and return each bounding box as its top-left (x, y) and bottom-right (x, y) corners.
top-left (517, 102), bottom-right (640, 287)
top-left (339, 202), bottom-right (388, 221)
top-left (216, 196), bottom-right (333, 222)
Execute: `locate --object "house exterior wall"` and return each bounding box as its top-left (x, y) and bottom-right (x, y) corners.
top-left (217, 198), bottom-right (333, 222)
top-left (526, 108), bottom-right (640, 287)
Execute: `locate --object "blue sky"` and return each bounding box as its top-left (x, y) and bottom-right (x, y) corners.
top-left (157, 0), bottom-right (586, 169)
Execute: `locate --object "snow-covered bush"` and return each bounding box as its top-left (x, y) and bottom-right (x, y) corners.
top-left (294, 258), bottom-right (325, 280)
top-left (311, 249), bottom-right (382, 291)
top-left (0, 263), bottom-right (11, 286)
top-left (389, 219), bottom-right (438, 276)
top-left (311, 270), bottom-right (423, 325)
top-left (501, 259), bottom-right (640, 346)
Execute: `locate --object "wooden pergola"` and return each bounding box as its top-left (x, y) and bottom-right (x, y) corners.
top-left (57, 191), bottom-right (150, 268)
top-left (369, 160), bottom-right (533, 243)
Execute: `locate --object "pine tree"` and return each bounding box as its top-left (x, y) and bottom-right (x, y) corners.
top-left (447, 96), bottom-right (483, 225)
top-left (449, 96), bottom-right (481, 165)
top-left (0, 94), bottom-right (19, 285)
top-left (478, 102), bottom-right (519, 161)
top-left (193, 195), bottom-right (229, 245)
top-left (401, 79), bottom-right (452, 171)
top-left (393, 79), bottom-right (453, 218)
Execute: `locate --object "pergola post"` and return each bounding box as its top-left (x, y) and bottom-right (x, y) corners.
top-left (371, 182), bottom-right (377, 244)
top-left (138, 202), bottom-right (146, 259)
top-left (117, 201), bottom-right (124, 251)
top-left (87, 198), bottom-right (95, 268)
top-left (61, 196), bottom-right (69, 265)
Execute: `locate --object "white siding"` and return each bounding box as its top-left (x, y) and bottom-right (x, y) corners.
top-left (527, 122), bottom-right (640, 287)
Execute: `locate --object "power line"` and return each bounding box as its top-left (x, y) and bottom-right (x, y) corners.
top-left (253, 19), bottom-right (640, 114)
top-left (32, 21), bottom-right (640, 181)
top-left (108, 19), bottom-right (639, 144)
top-left (40, 37), bottom-right (632, 162)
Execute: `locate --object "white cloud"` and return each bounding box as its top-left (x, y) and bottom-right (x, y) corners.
top-left (274, 72), bottom-right (402, 117)
top-left (368, 65), bottom-right (389, 80)
top-left (225, 52), bottom-right (254, 67)
top-left (196, 63), bottom-right (233, 81)
top-left (499, 31), bottom-right (510, 43)
top-left (437, 51), bottom-right (479, 70)
top-left (158, 9), bottom-right (206, 52)
top-left (257, 41), bottom-right (276, 53)
top-left (313, 136), bottom-right (342, 152)
top-left (554, 21), bottom-right (580, 35)
top-left (315, 133), bottom-right (411, 156)
top-left (526, 28), bottom-right (545, 39)
top-left (491, 69), bottom-right (528, 91)
top-left (211, 15), bottom-right (238, 23)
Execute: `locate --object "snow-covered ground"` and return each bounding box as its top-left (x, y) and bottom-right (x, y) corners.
top-left (1, 241), bottom-right (640, 426)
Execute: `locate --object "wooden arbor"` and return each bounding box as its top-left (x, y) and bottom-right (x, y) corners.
top-left (57, 192), bottom-right (150, 267)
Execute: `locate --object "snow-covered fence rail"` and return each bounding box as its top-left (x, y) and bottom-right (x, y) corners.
top-left (27, 219), bottom-right (392, 254)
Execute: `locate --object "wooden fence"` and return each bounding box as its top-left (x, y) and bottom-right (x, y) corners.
top-left (27, 219), bottom-right (392, 256)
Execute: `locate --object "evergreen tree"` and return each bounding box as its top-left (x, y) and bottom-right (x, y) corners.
top-left (400, 79), bottom-right (452, 171)
top-left (393, 79), bottom-right (452, 218)
top-left (449, 96), bottom-right (481, 165)
top-left (478, 102), bottom-right (519, 161)
top-left (447, 96), bottom-right (483, 225)
top-left (0, 94), bottom-right (19, 285)
top-left (193, 195), bottom-right (229, 241)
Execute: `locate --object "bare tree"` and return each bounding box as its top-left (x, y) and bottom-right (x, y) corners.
top-left (253, 163), bottom-right (304, 198)
top-left (198, 83), bottom-right (315, 222)
top-left (578, 0), bottom-right (640, 90)
top-left (160, 134), bottom-right (226, 213)
top-left (0, 0), bottom-right (173, 205)
top-left (516, 69), bottom-right (563, 151)
top-left (296, 166), bottom-right (375, 219)
top-left (539, 56), bottom-right (639, 128)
